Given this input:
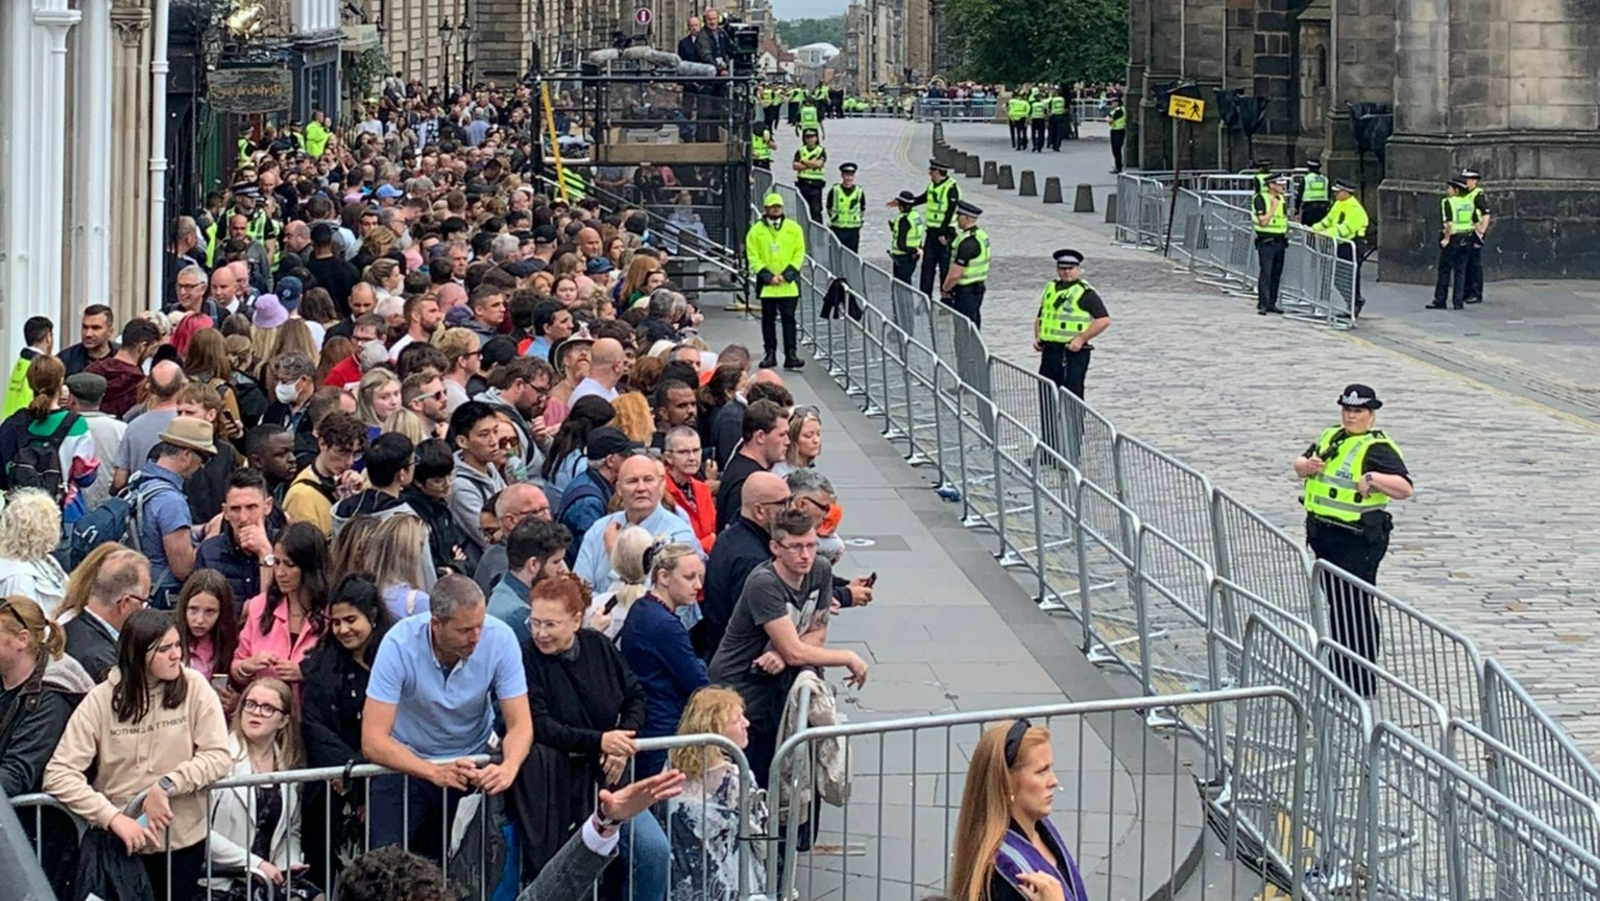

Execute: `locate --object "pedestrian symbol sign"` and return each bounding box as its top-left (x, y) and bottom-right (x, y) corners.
top-left (1167, 96), bottom-right (1204, 122)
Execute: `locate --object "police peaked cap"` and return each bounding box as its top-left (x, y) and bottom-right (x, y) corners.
top-left (1304, 160), bottom-right (1322, 170)
top-left (928, 158), bottom-right (950, 172)
top-left (1332, 181), bottom-right (1357, 193)
top-left (1460, 168), bottom-right (1482, 179)
top-left (955, 200), bottom-right (983, 217)
top-left (895, 190), bottom-right (917, 205)
top-left (1447, 178), bottom-right (1468, 191)
top-left (839, 162), bottom-right (858, 174)
top-left (1337, 384), bottom-right (1382, 410)
top-left (1053, 249), bottom-right (1084, 266)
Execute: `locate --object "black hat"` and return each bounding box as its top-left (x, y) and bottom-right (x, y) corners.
top-left (531, 225), bottom-right (558, 245)
top-left (1253, 159), bottom-right (1273, 171)
top-left (895, 190), bottom-right (917, 205)
top-left (1304, 160), bottom-right (1322, 170)
top-left (586, 426), bottom-right (642, 460)
top-left (1053, 249), bottom-right (1084, 267)
top-left (928, 158), bottom-right (950, 172)
top-left (1448, 178), bottom-right (1468, 191)
top-left (1270, 174), bottom-right (1290, 186)
top-left (802, 127), bottom-right (818, 137)
top-left (1460, 168), bottom-right (1482, 180)
top-left (504, 258), bottom-right (543, 277)
top-left (1332, 181), bottom-right (1357, 194)
top-left (839, 162), bottom-right (858, 174)
top-left (481, 335), bottom-right (520, 370)
top-left (955, 200), bottom-right (983, 217)
top-left (1337, 384), bottom-right (1383, 410)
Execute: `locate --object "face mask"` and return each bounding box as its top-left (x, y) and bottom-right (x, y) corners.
top-left (275, 381), bottom-right (300, 404)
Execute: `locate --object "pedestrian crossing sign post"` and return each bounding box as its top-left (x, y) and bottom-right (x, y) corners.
top-left (1167, 95), bottom-right (1205, 122)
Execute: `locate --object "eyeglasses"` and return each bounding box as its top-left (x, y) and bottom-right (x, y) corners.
top-left (121, 592), bottom-right (151, 608)
top-left (529, 618), bottom-right (569, 633)
top-left (243, 699), bottom-right (286, 717)
top-left (761, 494), bottom-right (793, 508)
top-left (775, 540), bottom-right (817, 554)
top-left (497, 436), bottom-right (519, 449)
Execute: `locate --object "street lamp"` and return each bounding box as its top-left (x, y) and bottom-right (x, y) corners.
top-left (457, 15), bottom-right (472, 88)
top-left (439, 17), bottom-right (454, 92)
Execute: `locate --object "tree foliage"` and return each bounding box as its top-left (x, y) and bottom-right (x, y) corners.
top-left (943, 0), bottom-right (1128, 85)
top-left (776, 15), bottom-right (846, 48)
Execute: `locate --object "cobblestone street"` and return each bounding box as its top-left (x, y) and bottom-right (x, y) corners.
top-left (814, 116), bottom-right (1600, 755)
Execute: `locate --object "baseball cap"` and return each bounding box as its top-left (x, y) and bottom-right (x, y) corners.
top-left (586, 426), bottom-right (642, 460)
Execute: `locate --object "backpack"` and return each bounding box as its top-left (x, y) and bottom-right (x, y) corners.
top-left (65, 475), bottom-right (181, 572)
top-left (7, 412), bottom-right (80, 503)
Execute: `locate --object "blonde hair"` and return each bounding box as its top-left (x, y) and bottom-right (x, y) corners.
top-left (231, 676), bottom-right (306, 770)
top-left (56, 542), bottom-right (126, 621)
top-left (787, 407), bottom-right (822, 469)
top-left (0, 489), bottom-right (65, 560)
top-left (0, 595), bottom-right (66, 661)
top-left (610, 392), bottom-right (653, 444)
top-left (356, 367), bottom-right (401, 428)
top-left (950, 720), bottom-right (1053, 901)
top-left (384, 408), bottom-right (430, 445)
top-left (669, 686), bottom-right (745, 778)
top-left (648, 542), bottom-right (698, 584)
top-left (249, 323), bottom-right (281, 367)
top-left (366, 514), bottom-right (430, 594)
top-left (269, 318), bottom-right (320, 368)
top-left (606, 526), bottom-right (655, 613)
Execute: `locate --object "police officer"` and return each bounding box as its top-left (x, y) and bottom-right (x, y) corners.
top-left (892, 158), bottom-right (961, 298)
top-left (1293, 385), bottom-right (1412, 697)
top-left (1107, 95), bottom-right (1127, 173)
top-left (1253, 174), bottom-right (1290, 315)
top-left (792, 128), bottom-right (827, 224)
top-left (888, 190), bottom-right (923, 284)
top-left (1428, 178), bottom-right (1474, 310)
top-left (1298, 159), bottom-right (1330, 227)
top-left (1029, 91), bottom-right (1048, 152)
top-left (1251, 159), bottom-right (1274, 198)
top-left (1311, 181), bottom-right (1370, 317)
top-left (750, 119), bottom-right (776, 172)
top-left (1048, 90), bottom-right (1068, 151)
top-left (1460, 168), bottom-right (1490, 304)
top-left (746, 193), bottom-right (807, 370)
top-left (798, 93), bottom-right (825, 140)
top-left (813, 83), bottom-right (830, 119)
top-left (826, 162), bottom-right (866, 253)
top-left (1033, 249), bottom-right (1111, 399)
top-left (1008, 91), bottom-right (1030, 151)
top-left (787, 84), bottom-right (804, 127)
top-left (762, 83), bottom-right (781, 131)
top-left (942, 201), bottom-right (989, 327)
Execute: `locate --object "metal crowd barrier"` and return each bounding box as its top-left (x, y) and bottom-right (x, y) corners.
top-left (753, 164), bottom-right (1600, 899)
top-left (12, 735), bottom-right (758, 901)
top-left (912, 98), bottom-right (1000, 122)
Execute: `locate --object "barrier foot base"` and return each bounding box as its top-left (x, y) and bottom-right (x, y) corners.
top-left (905, 453), bottom-right (935, 467)
top-left (996, 550), bottom-right (1027, 568)
top-left (882, 427), bottom-right (907, 440)
top-left (845, 385), bottom-right (866, 397)
top-left (862, 402), bottom-right (883, 416)
top-left (961, 513), bottom-right (988, 528)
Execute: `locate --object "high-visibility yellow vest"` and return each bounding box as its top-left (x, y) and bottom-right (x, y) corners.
top-left (1049, 96), bottom-right (1066, 115)
top-left (1038, 280), bottom-right (1094, 343)
top-left (1029, 100), bottom-right (1046, 120)
top-left (561, 168), bottom-right (586, 200)
top-left (1008, 98), bottom-right (1029, 121)
top-left (796, 144), bottom-right (826, 181)
top-left (1301, 173), bottom-right (1329, 202)
top-left (956, 228), bottom-right (989, 285)
top-left (799, 104), bottom-right (820, 130)
top-left (1443, 195), bottom-right (1475, 234)
top-left (752, 130), bottom-right (773, 161)
top-left (1108, 107), bottom-right (1126, 130)
top-left (828, 184), bottom-right (864, 229)
top-left (813, 86), bottom-right (828, 102)
top-left (1313, 197), bottom-right (1369, 240)
top-left (762, 88), bottom-right (778, 107)
top-left (746, 217), bottom-right (805, 299)
top-left (788, 88), bottom-right (805, 103)
top-left (1302, 427), bottom-right (1402, 523)
top-left (1255, 193), bottom-right (1289, 236)
top-left (926, 178), bottom-right (955, 227)
top-left (890, 210), bottom-right (923, 255)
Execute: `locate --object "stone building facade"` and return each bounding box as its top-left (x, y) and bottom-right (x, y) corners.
top-left (1126, 0), bottom-right (1600, 282)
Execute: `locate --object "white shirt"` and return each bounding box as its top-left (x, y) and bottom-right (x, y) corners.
top-left (568, 377), bottom-right (619, 406)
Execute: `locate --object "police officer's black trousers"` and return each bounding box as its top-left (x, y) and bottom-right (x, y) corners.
top-left (1010, 120), bottom-right (1027, 150)
top-left (1308, 517), bottom-right (1390, 698)
top-left (890, 253), bottom-right (918, 284)
top-left (1336, 241), bottom-right (1363, 316)
top-left (948, 282), bottom-right (985, 328)
top-left (919, 235), bottom-right (951, 298)
top-left (1464, 237), bottom-right (1484, 302)
top-left (765, 106), bottom-right (780, 131)
top-left (1110, 130), bottom-right (1126, 172)
top-left (754, 159), bottom-right (771, 171)
top-left (1300, 201), bottom-right (1329, 229)
top-left (1031, 119), bottom-right (1046, 151)
top-left (797, 180), bottom-right (825, 225)
top-left (1039, 343), bottom-right (1091, 464)
top-left (1049, 114), bottom-right (1065, 150)
top-left (760, 295), bottom-right (799, 357)
top-left (787, 102), bottom-right (800, 125)
top-left (1433, 238), bottom-right (1468, 308)
top-left (831, 226), bottom-right (860, 254)
top-left (1256, 237), bottom-right (1287, 311)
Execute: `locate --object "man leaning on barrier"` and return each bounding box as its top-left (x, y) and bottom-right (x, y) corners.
top-left (360, 574), bottom-right (533, 862)
top-left (1309, 180), bottom-right (1370, 317)
top-left (1293, 385), bottom-right (1412, 698)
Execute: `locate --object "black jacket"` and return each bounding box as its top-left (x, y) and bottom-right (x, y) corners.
top-left (1, 655), bottom-right (94, 797)
top-left (402, 485), bottom-right (481, 578)
top-left (698, 516), bottom-right (770, 658)
top-left (301, 638), bottom-right (382, 769)
top-left (514, 630), bottom-right (645, 874)
top-left (64, 614), bottom-right (118, 683)
top-left (194, 513), bottom-right (284, 604)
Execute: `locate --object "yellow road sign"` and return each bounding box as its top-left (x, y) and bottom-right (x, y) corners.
top-left (1167, 95), bottom-right (1205, 122)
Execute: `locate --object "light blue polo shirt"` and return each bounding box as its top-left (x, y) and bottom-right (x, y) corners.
top-left (367, 611), bottom-right (528, 759)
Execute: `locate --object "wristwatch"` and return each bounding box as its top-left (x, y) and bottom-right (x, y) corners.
top-left (157, 776), bottom-right (177, 796)
top-left (261, 554), bottom-right (278, 567)
top-left (594, 810), bottom-right (623, 831)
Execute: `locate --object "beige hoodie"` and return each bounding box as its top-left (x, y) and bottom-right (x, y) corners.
top-left (43, 666), bottom-right (232, 851)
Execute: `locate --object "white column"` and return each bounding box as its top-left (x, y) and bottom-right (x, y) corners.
top-left (72, 0), bottom-right (112, 320)
top-left (28, 0), bottom-right (80, 342)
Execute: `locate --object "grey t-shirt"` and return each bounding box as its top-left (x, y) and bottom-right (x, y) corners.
top-left (115, 408), bottom-right (179, 474)
top-left (708, 558), bottom-right (833, 727)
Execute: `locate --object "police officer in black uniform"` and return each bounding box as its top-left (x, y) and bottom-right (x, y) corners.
top-left (1293, 385), bottom-right (1413, 696)
top-left (825, 162), bottom-right (866, 253)
top-left (1460, 168), bottom-right (1491, 304)
top-left (941, 201), bottom-right (989, 327)
top-left (887, 190), bottom-right (922, 284)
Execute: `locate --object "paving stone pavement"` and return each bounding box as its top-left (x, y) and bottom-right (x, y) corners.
top-left (814, 116), bottom-right (1600, 760)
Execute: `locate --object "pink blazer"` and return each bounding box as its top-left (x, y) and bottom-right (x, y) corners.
top-left (231, 593), bottom-right (323, 702)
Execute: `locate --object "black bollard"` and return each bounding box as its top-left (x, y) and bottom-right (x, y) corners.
top-left (1104, 193), bottom-right (1118, 223)
top-left (1073, 184), bottom-right (1096, 213)
top-left (964, 155), bottom-right (981, 179)
top-left (1042, 177), bottom-right (1064, 204)
top-left (997, 164), bottom-right (1015, 190)
top-left (983, 160), bottom-right (998, 185)
top-left (1018, 170), bottom-right (1038, 197)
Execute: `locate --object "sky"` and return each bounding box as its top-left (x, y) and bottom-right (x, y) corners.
top-left (769, 0), bottom-right (851, 21)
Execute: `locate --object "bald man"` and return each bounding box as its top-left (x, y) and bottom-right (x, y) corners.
top-left (569, 337), bottom-right (626, 405)
top-left (572, 454), bottom-right (699, 593)
top-left (577, 227), bottom-right (603, 261)
top-left (474, 483), bottom-right (553, 594)
top-left (112, 360), bottom-right (191, 492)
